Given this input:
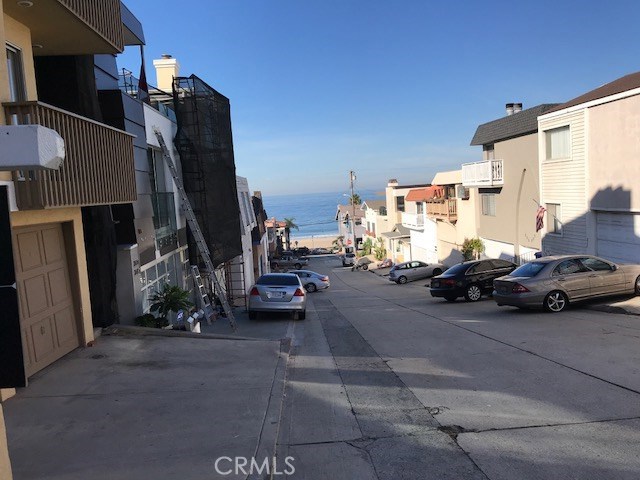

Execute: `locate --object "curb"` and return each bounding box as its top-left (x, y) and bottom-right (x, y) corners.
top-left (584, 303), bottom-right (640, 316)
top-left (248, 337), bottom-right (292, 480)
top-left (102, 325), bottom-right (266, 341)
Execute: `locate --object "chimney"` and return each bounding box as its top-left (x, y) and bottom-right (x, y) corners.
top-left (513, 103), bottom-right (523, 114)
top-left (387, 179), bottom-right (398, 187)
top-left (505, 103), bottom-right (515, 116)
top-left (153, 54), bottom-right (180, 92)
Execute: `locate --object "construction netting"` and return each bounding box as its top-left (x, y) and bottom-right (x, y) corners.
top-left (172, 74), bottom-right (242, 267)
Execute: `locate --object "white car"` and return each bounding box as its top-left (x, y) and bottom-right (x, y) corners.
top-left (248, 274), bottom-right (307, 320)
top-left (288, 270), bottom-right (330, 292)
top-left (342, 253), bottom-right (356, 266)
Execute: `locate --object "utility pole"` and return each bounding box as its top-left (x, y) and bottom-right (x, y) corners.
top-left (350, 170), bottom-right (356, 251)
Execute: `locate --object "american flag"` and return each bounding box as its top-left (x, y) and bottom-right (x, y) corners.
top-left (535, 205), bottom-right (546, 232)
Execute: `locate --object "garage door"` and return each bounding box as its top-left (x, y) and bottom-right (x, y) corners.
top-left (13, 224), bottom-right (80, 377)
top-left (596, 212), bottom-right (640, 264)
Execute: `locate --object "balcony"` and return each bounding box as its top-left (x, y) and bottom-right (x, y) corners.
top-left (3, 0), bottom-right (124, 55)
top-left (462, 159), bottom-right (504, 187)
top-left (4, 101), bottom-right (136, 210)
top-left (426, 199), bottom-right (458, 222)
top-left (401, 212), bottom-right (425, 230)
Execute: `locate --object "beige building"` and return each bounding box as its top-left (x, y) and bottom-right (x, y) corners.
top-left (362, 199), bottom-right (388, 243)
top-left (538, 72), bottom-right (640, 263)
top-left (0, 3), bottom-right (139, 474)
top-left (465, 103), bottom-right (558, 262)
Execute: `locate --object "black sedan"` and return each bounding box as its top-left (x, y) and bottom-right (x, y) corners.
top-left (430, 259), bottom-right (517, 302)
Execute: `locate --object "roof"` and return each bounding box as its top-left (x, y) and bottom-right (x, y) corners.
top-left (406, 186), bottom-right (444, 202)
top-left (335, 204), bottom-right (364, 220)
top-left (362, 199), bottom-right (386, 210)
top-left (470, 104), bottom-right (560, 146)
top-left (381, 224), bottom-right (410, 239)
top-left (546, 71), bottom-right (640, 114)
top-left (264, 219), bottom-right (287, 228)
top-left (431, 170), bottom-right (461, 186)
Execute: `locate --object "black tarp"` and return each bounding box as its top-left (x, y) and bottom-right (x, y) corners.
top-left (172, 75), bottom-right (242, 267)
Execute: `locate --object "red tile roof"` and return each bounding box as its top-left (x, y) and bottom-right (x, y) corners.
top-left (405, 186), bottom-right (444, 202)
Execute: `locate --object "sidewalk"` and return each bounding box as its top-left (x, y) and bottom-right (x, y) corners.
top-left (585, 294), bottom-right (640, 316)
top-left (3, 329), bottom-right (289, 480)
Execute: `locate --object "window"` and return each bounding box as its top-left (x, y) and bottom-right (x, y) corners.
top-left (481, 194), bottom-right (496, 216)
top-left (553, 259), bottom-right (588, 276)
top-left (469, 261), bottom-right (492, 274)
top-left (416, 202), bottom-right (423, 214)
top-left (484, 144), bottom-right (495, 160)
top-left (545, 126), bottom-right (570, 160)
top-left (147, 148), bottom-right (167, 193)
top-left (581, 257), bottom-right (613, 272)
top-left (491, 260), bottom-right (515, 270)
top-left (396, 196), bottom-right (405, 212)
top-left (6, 44), bottom-right (26, 102)
top-left (546, 203), bottom-right (562, 234)
top-left (379, 206), bottom-right (387, 216)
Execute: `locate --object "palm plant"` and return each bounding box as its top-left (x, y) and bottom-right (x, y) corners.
top-left (349, 193), bottom-right (361, 206)
top-left (149, 283), bottom-right (193, 322)
top-left (283, 217), bottom-right (298, 251)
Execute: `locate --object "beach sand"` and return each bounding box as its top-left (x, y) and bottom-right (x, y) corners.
top-left (290, 235), bottom-right (337, 249)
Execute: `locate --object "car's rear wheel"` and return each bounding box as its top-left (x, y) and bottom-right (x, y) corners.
top-left (635, 275), bottom-right (640, 295)
top-left (432, 268), bottom-right (442, 276)
top-left (444, 295), bottom-right (456, 302)
top-left (305, 283), bottom-right (317, 293)
top-left (294, 263), bottom-right (302, 270)
top-left (544, 290), bottom-right (568, 313)
top-left (397, 276), bottom-right (408, 284)
top-left (248, 311), bottom-right (257, 320)
top-left (464, 284), bottom-right (482, 302)
top-left (363, 264), bottom-right (368, 270)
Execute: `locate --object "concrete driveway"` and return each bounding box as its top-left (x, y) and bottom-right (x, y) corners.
top-left (4, 331), bottom-right (287, 480)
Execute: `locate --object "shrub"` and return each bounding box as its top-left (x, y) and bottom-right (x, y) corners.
top-left (462, 237), bottom-right (484, 261)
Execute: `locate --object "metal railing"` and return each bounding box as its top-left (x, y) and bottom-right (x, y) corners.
top-left (4, 101), bottom-right (136, 210)
top-left (462, 159), bottom-right (504, 187)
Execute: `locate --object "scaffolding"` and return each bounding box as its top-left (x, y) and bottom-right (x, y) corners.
top-left (172, 74), bottom-right (243, 270)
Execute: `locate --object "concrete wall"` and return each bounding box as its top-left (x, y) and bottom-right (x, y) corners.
top-left (588, 93), bottom-right (640, 213)
top-left (479, 134), bottom-right (542, 254)
top-left (409, 216), bottom-right (438, 263)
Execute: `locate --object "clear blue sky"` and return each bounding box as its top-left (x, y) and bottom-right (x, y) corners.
top-left (120, 0), bottom-right (640, 196)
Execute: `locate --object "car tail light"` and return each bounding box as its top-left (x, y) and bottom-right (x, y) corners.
top-left (320, 276), bottom-right (329, 281)
top-left (512, 283), bottom-right (530, 293)
top-left (294, 288), bottom-right (305, 297)
top-left (441, 279), bottom-right (456, 287)
top-left (250, 287), bottom-right (260, 296)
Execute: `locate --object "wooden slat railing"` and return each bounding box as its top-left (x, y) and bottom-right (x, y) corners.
top-left (426, 199), bottom-right (458, 222)
top-left (59, 0), bottom-right (124, 52)
top-left (4, 101), bottom-right (136, 210)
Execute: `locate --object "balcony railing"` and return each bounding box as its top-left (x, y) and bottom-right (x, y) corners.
top-left (462, 159), bottom-right (504, 187)
top-left (426, 199), bottom-right (458, 222)
top-left (401, 212), bottom-right (425, 230)
top-left (3, 0), bottom-right (124, 55)
top-left (4, 101), bottom-right (136, 210)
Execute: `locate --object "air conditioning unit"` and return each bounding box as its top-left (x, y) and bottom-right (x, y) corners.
top-left (456, 185), bottom-right (469, 200)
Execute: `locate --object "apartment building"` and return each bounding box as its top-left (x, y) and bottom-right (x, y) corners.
top-left (538, 72), bottom-right (640, 264)
top-left (362, 199), bottom-right (388, 243)
top-left (466, 103), bottom-right (558, 262)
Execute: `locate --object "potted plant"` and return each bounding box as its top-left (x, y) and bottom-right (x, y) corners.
top-left (148, 283), bottom-right (193, 327)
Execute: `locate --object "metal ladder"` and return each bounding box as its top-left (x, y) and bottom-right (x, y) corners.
top-left (191, 265), bottom-right (215, 324)
top-left (153, 127), bottom-right (237, 331)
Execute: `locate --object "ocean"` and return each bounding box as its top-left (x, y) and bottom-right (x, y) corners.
top-left (262, 189), bottom-right (383, 240)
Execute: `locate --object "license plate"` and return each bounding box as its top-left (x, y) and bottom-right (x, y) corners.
top-left (266, 291), bottom-right (285, 299)
top-left (498, 286), bottom-right (508, 294)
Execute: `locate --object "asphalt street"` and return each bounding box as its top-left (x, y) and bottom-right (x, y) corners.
top-left (276, 255), bottom-right (640, 480)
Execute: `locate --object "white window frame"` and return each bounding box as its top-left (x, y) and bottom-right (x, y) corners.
top-left (545, 126), bottom-right (571, 161)
top-left (546, 202), bottom-right (562, 236)
top-left (481, 194), bottom-right (496, 216)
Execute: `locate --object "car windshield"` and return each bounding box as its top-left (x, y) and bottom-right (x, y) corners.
top-left (510, 262), bottom-right (548, 277)
top-left (257, 275), bottom-right (300, 286)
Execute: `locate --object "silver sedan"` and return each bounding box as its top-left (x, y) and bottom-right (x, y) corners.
top-left (388, 261), bottom-right (445, 284)
top-left (248, 273), bottom-right (307, 320)
top-left (288, 270), bottom-right (330, 292)
top-left (493, 255), bottom-right (640, 312)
